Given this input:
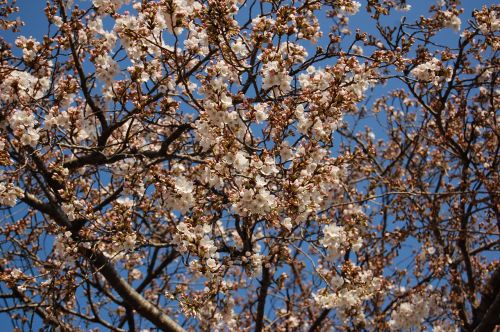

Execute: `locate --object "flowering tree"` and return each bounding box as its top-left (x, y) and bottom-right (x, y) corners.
top-left (0, 0), bottom-right (498, 330)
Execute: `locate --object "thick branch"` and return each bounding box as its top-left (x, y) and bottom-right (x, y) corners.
top-left (81, 248), bottom-right (185, 332)
top-left (473, 266), bottom-right (500, 331)
top-left (255, 266), bottom-right (271, 332)
top-left (21, 194), bottom-right (185, 332)
top-left (63, 123), bottom-right (192, 169)
top-left (473, 291), bottom-right (500, 332)
top-left (308, 309), bottom-right (330, 332)
top-left (118, 250), bottom-right (179, 328)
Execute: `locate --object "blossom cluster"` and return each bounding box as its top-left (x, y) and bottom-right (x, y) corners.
top-left (411, 57), bottom-right (452, 87)
top-left (314, 264), bottom-right (384, 325)
top-left (320, 222), bottom-right (362, 259)
top-left (0, 181), bottom-right (22, 207)
top-left (7, 108), bottom-right (40, 147)
top-left (388, 292), bottom-right (434, 331)
top-left (0, 71), bottom-right (49, 104)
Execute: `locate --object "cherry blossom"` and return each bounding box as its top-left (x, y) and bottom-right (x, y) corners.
top-left (0, 0), bottom-right (498, 331)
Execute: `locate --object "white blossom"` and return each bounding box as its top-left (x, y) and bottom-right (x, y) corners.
top-left (443, 11), bottom-right (461, 32)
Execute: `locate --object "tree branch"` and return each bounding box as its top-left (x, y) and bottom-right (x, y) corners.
top-left (255, 266), bottom-right (271, 332)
